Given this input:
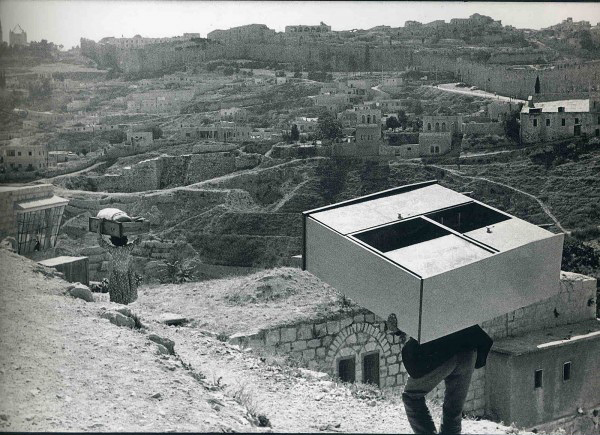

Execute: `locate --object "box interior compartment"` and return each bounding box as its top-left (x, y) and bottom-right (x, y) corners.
top-left (353, 218), bottom-right (451, 253)
top-left (425, 202), bottom-right (510, 234)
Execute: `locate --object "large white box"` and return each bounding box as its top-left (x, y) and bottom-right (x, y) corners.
top-left (303, 180), bottom-right (564, 343)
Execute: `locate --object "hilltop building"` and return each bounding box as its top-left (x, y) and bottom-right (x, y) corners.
top-left (207, 24), bottom-right (275, 44)
top-left (285, 22), bottom-right (331, 34)
top-left (9, 24), bottom-right (27, 47)
top-left (520, 94), bottom-right (600, 144)
top-left (99, 33), bottom-right (201, 49)
top-left (180, 122), bottom-right (252, 142)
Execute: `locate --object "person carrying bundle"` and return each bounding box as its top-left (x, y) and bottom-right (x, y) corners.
top-left (96, 208), bottom-right (144, 304)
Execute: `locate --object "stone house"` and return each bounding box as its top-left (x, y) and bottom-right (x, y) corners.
top-left (229, 270), bottom-right (597, 426)
top-left (126, 131), bottom-right (154, 149)
top-left (519, 96), bottom-right (600, 144)
top-left (0, 142), bottom-right (48, 173)
top-left (418, 131), bottom-right (452, 155)
top-left (180, 122), bottom-right (252, 142)
top-left (422, 115), bottom-right (463, 134)
top-left (314, 93), bottom-right (351, 113)
top-left (219, 107), bottom-right (248, 122)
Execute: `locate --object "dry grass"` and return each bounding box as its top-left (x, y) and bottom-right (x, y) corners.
top-left (138, 267), bottom-right (362, 337)
top-left (228, 381), bottom-right (271, 427)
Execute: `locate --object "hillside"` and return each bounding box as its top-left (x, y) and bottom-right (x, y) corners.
top-left (0, 248), bottom-right (527, 433)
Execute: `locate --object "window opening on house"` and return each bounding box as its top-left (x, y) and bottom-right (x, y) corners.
top-left (338, 357), bottom-right (356, 383)
top-left (563, 362), bottom-right (571, 381)
top-left (562, 119), bottom-right (566, 126)
top-left (362, 352), bottom-right (380, 386)
top-left (534, 369), bottom-right (543, 389)
top-left (533, 119), bottom-right (538, 127)
top-left (546, 119), bottom-right (550, 126)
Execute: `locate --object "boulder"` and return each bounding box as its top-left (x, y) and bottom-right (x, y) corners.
top-left (156, 344), bottom-right (170, 355)
top-left (101, 311), bottom-right (135, 328)
top-left (159, 312), bottom-right (189, 326)
top-left (0, 237), bottom-right (17, 252)
top-left (148, 334), bottom-right (175, 355)
top-left (115, 307), bottom-right (133, 318)
top-left (298, 368), bottom-right (329, 381)
top-left (67, 283), bottom-right (94, 302)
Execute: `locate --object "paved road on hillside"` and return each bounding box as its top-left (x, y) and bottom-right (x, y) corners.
top-left (429, 84), bottom-right (526, 103)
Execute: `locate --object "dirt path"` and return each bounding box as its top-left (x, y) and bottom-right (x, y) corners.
top-left (0, 249), bottom-right (524, 433)
top-left (41, 161), bottom-right (105, 182)
top-left (430, 164), bottom-right (569, 233)
top-left (0, 249), bottom-right (258, 432)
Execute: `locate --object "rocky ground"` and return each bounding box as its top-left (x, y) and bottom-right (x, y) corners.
top-left (0, 248), bottom-right (530, 433)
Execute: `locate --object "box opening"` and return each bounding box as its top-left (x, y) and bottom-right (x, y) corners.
top-left (353, 218), bottom-right (451, 252)
top-left (425, 202), bottom-right (510, 233)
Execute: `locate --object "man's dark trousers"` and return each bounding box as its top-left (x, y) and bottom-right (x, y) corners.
top-left (402, 349), bottom-right (476, 434)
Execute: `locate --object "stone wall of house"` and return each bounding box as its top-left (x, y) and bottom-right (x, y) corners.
top-left (418, 132), bottom-right (453, 155)
top-left (229, 312), bottom-right (408, 387)
top-left (481, 271), bottom-right (597, 340)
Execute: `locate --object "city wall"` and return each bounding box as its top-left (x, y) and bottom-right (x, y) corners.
top-left (81, 37), bottom-right (600, 101)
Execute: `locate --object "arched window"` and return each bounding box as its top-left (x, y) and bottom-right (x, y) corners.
top-left (441, 122), bottom-right (446, 132)
top-left (435, 122), bottom-right (440, 132)
top-left (427, 123), bottom-right (431, 131)
top-left (367, 115), bottom-right (371, 124)
top-left (362, 115), bottom-right (366, 123)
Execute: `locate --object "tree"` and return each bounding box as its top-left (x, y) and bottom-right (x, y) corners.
top-left (503, 107), bottom-right (522, 143)
top-left (105, 129), bottom-right (127, 144)
top-left (386, 116), bottom-right (401, 130)
top-left (290, 124), bottom-right (300, 142)
top-left (151, 125), bottom-right (163, 140)
top-left (534, 76), bottom-right (540, 94)
top-left (317, 112), bottom-right (343, 140)
top-left (396, 110), bottom-right (408, 128)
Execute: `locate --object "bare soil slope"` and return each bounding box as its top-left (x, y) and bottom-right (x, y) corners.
top-left (0, 249), bottom-right (526, 433)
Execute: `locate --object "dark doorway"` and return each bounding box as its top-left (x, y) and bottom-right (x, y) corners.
top-left (362, 352), bottom-right (380, 386)
top-left (574, 125), bottom-right (581, 136)
top-left (338, 357), bottom-right (356, 383)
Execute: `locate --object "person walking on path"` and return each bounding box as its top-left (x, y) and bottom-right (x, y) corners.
top-left (96, 217), bottom-right (142, 305)
top-left (388, 315), bottom-right (493, 434)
